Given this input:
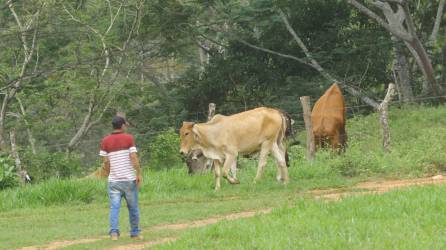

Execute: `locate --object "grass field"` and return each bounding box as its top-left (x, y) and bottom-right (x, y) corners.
top-left (156, 185), bottom-right (446, 250)
top-left (1, 105), bottom-right (446, 249)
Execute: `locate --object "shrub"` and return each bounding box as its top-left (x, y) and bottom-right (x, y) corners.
top-left (0, 156), bottom-right (18, 190)
top-left (148, 129), bottom-right (183, 170)
top-left (22, 151), bottom-right (83, 181)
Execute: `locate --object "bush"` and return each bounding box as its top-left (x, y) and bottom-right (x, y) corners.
top-left (22, 151), bottom-right (83, 181)
top-left (0, 156), bottom-right (18, 190)
top-left (148, 129), bottom-right (183, 170)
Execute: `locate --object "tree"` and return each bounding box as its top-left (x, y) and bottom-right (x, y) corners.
top-left (0, 0), bottom-right (44, 150)
top-left (348, 0), bottom-right (445, 98)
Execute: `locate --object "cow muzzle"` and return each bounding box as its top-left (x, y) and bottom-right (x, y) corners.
top-left (179, 149), bottom-right (189, 157)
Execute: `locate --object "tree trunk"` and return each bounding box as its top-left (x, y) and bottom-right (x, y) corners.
top-left (300, 96), bottom-right (315, 161)
top-left (348, 0), bottom-right (444, 99)
top-left (17, 97), bottom-right (36, 154)
top-left (9, 129), bottom-right (26, 183)
top-left (0, 95), bottom-right (9, 150)
top-left (442, 42), bottom-right (446, 84)
top-left (392, 37), bottom-right (414, 103)
top-left (405, 38), bottom-right (443, 97)
top-left (67, 101), bottom-right (94, 151)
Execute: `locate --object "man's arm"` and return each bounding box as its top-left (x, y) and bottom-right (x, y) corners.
top-left (101, 156), bottom-right (110, 177)
top-left (130, 152), bottom-right (142, 187)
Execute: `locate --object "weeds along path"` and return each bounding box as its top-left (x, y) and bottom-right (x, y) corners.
top-left (17, 175), bottom-right (446, 250)
top-left (309, 175), bottom-right (446, 201)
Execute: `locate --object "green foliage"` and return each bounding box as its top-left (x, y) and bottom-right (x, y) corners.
top-left (148, 129), bottom-right (183, 170)
top-left (174, 0), bottom-right (393, 121)
top-left (0, 156), bottom-right (18, 190)
top-left (22, 151), bottom-right (83, 181)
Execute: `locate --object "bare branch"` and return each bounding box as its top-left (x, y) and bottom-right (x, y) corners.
top-left (237, 39), bottom-right (312, 67)
top-left (276, 8), bottom-right (380, 108)
top-left (62, 4), bottom-right (102, 36)
top-left (8, 2), bottom-right (29, 57)
top-left (347, 0), bottom-right (412, 41)
top-left (16, 96), bottom-right (36, 154)
top-left (430, 0), bottom-right (446, 43)
top-left (62, 4), bottom-right (111, 77)
top-left (105, 1), bottom-right (123, 35)
top-left (278, 9), bottom-right (335, 81)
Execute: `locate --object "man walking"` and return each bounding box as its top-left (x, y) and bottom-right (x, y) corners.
top-left (99, 115), bottom-right (143, 240)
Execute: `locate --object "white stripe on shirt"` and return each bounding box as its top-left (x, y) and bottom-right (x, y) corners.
top-left (106, 149), bottom-right (136, 181)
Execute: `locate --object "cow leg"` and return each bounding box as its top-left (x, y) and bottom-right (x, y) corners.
top-left (314, 135), bottom-right (319, 150)
top-left (254, 142), bottom-right (271, 183)
top-left (331, 132), bottom-right (340, 152)
top-left (271, 143), bottom-right (289, 183)
top-left (339, 126), bottom-right (347, 153)
top-left (230, 160), bottom-right (237, 179)
top-left (213, 160), bottom-right (222, 191)
top-left (222, 154), bottom-right (240, 184)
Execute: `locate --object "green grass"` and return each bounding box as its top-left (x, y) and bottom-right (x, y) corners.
top-left (0, 197), bottom-right (270, 249)
top-left (155, 184), bottom-right (446, 250)
top-left (1, 105), bottom-right (446, 249)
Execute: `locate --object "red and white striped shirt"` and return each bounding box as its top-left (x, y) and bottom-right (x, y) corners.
top-left (99, 132), bottom-right (138, 182)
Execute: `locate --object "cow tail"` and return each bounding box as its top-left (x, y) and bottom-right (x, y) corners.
top-left (278, 111), bottom-right (292, 167)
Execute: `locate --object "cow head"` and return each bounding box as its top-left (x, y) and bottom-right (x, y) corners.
top-left (185, 149), bottom-right (213, 174)
top-left (179, 121), bottom-right (197, 156)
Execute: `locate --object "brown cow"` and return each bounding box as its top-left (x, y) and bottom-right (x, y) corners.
top-left (179, 107), bottom-right (292, 190)
top-left (311, 83), bottom-right (347, 151)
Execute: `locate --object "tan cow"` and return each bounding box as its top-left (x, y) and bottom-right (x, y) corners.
top-left (180, 107), bottom-right (292, 190)
top-left (311, 83), bottom-right (347, 151)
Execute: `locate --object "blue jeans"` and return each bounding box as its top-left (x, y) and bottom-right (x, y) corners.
top-left (108, 181), bottom-right (140, 237)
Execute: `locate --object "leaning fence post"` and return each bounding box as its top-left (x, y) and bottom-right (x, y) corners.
top-left (208, 103), bottom-right (216, 121)
top-left (378, 83), bottom-right (396, 153)
top-left (300, 96), bottom-right (315, 161)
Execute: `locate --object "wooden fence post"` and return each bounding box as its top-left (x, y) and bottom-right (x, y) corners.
top-left (206, 103), bottom-right (216, 170)
top-left (300, 96), bottom-right (315, 161)
top-left (208, 103), bottom-right (216, 121)
top-left (378, 83), bottom-right (396, 153)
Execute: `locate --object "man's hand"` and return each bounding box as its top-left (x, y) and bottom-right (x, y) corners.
top-left (130, 152), bottom-right (142, 188)
top-left (136, 174), bottom-right (143, 188)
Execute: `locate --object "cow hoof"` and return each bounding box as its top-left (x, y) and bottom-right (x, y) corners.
top-left (231, 179), bottom-right (240, 185)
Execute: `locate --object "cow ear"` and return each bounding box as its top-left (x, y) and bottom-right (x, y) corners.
top-left (182, 121), bottom-right (195, 126)
top-left (192, 126), bottom-right (201, 141)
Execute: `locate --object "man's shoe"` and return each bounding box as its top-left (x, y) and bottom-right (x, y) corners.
top-left (131, 235), bottom-right (143, 240)
top-left (110, 233), bottom-right (119, 241)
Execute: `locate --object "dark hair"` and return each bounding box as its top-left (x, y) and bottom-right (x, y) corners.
top-left (112, 116), bottom-right (127, 129)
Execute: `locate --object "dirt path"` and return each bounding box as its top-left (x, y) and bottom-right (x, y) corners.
top-left (17, 208), bottom-right (272, 250)
top-left (17, 175), bottom-right (446, 250)
top-left (310, 175), bottom-right (446, 200)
